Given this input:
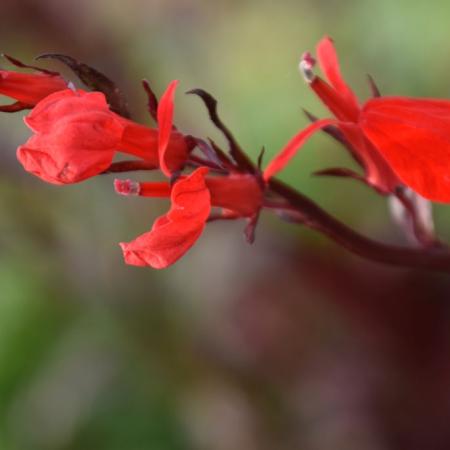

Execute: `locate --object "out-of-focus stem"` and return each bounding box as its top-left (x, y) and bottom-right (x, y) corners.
top-left (268, 178), bottom-right (450, 274)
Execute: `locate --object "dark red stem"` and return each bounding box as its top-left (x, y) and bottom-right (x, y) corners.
top-left (103, 160), bottom-right (158, 173)
top-left (268, 178), bottom-right (450, 273)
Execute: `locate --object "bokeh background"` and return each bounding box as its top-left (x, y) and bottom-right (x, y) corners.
top-left (1, 1), bottom-right (450, 449)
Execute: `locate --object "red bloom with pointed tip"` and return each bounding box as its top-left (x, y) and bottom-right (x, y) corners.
top-left (0, 69), bottom-right (67, 111)
top-left (116, 172), bottom-right (263, 269)
top-left (18, 87), bottom-right (189, 184)
top-left (265, 36), bottom-right (450, 202)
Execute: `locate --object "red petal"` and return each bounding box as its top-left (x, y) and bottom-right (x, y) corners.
top-left (337, 122), bottom-right (400, 193)
top-left (120, 167), bottom-right (211, 268)
top-left (25, 89), bottom-right (108, 133)
top-left (157, 80), bottom-right (178, 177)
top-left (263, 118), bottom-right (336, 181)
top-left (19, 99), bottom-right (124, 184)
top-left (316, 36), bottom-right (359, 113)
top-left (360, 97), bottom-right (450, 202)
top-left (309, 77), bottom-right (359, 122)
top-left (0, 70), bottom-right (67, 105)
top-left (17, 140), bottom-right (114, 184)
top-left (118, 118), bottom-right (159, 163)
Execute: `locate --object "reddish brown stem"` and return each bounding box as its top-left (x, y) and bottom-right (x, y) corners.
top-left (268, 178), bottom-right (450, 273)
top-left (103, 160), bottom-right (158, 173)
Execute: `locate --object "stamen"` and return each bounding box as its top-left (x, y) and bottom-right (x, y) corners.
top-left (299, 51), bottom-right (316, 83)
top-left (114, 178), bottom-right (141, 196)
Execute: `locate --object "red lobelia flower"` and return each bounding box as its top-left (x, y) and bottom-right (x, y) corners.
top-left (115, 171), bottom-right (263, 268)
top-left (0, 65), bottom-right (67, 112)
top-left (117, 168), bottom-right (211, 268)
top-left (264, 36), bottom-right (400, 193)
top-left (264, 36), bottom-right (450, 203)
top-left (114, 78), bottom-right (264, 269)
top-left (17, 86), bottom-right (189, 184)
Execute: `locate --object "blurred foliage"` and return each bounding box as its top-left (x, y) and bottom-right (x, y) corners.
top-left (1, 1), bottom-right (450, 449)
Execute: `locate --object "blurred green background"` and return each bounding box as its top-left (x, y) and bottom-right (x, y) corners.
top-left (1, 1), bottom-right (450, 449)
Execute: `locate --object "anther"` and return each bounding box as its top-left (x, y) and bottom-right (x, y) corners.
top-left (114, 178), bottom-right (141, 196)
top-left (299, 51), bottom-right (316, 84)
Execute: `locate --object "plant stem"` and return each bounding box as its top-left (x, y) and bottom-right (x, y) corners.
top-left (269, 178), bottom-right (450, 273)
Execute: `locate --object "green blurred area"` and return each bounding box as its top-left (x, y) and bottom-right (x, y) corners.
top-left (1, 1), bottom-right (450, 449)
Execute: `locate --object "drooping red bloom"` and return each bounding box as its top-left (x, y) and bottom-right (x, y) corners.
top-left (265, 36), bottom-right (450, 203)
top-left (17, 86), bottom-right (189, 184)
top-left (118, 168), bottom-right (211, 268)
top-left (115, 171), bottom-right (263, 268)
top-left (0, 69), bottom-right (67, 111)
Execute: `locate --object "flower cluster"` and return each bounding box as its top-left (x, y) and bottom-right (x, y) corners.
top-left (3, 37), bottom-right (450, 271)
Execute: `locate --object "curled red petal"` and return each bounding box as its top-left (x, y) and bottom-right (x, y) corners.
top-left (157, 80), bottom-right (178, 177)
top-left (25, 89), bottom-right (108, 133)
top-left (120, 167), bottom-right (211, 268)
top-left (360, 97), bottom-right (450, 202)
top-left (18, 91), bottom-right (125, 184)
top-left (316, 36), bottom-right (359, 114)
top-left (263, 118), bottom-right (336, 181)
top-left (309, 77), bottom-right (359, 122)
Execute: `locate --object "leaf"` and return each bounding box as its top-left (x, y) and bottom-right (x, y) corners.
top-left (191, 137), bottom-right (227, 169)
top-left (2, 54), bottom-right (59, 76)
top-left (314, 167), bottom-right (366, 181)
top-left (187, 88), bottom-right (255, 173)
top-left (142, 79), bottom-right (158, 122)
top-left (36, 53), bottom-right (130, 118)
top-left (367, 74), bottom-right (381, 98)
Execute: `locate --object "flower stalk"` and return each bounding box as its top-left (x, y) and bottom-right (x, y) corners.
top-left (3, 40), bottom-right (450, 272)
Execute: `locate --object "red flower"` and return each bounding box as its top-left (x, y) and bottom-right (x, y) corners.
top-left (115, 171), bottom-right (263, 268)
top-left (0, 69), bottom-right (67, 111)
top-left (265, 36), bottom-right (450, 203)
top-left (114, 78), bottom-right (264, 269)
top-left (117, 168), bottom-right (211, 268)
top-left (17, 87), bottom-right (189, 184)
